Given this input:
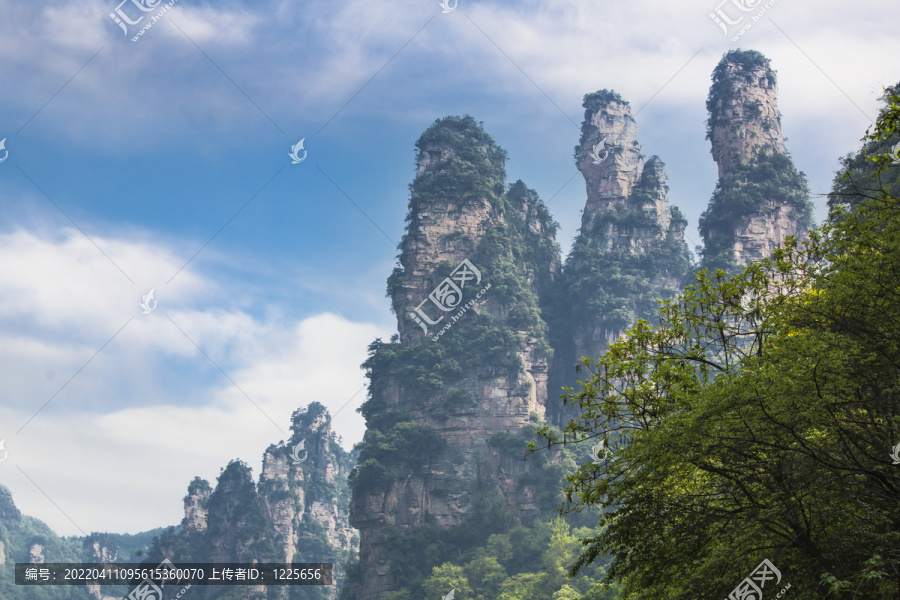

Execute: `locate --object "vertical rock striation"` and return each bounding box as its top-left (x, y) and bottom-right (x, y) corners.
top-left (700, 49), bottom-right (812, 270)
top-left (351, 116), bottom-right (565, 600)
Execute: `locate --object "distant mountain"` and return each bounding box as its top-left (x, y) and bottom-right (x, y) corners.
top-left (138, 402), bottom-right (357, 600)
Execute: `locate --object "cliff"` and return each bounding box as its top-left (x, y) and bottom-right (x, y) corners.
top-left (351, 51), bottom-right (813, 599)
top-left (349, 116), bottom-right (573, 600)
top-left (700, 49), bottom-right (813, 271)
top-left (257, 402), bottom-right (357, 600)
top-left (137, 402), bottom-right (355, 600)
top-left (552, 90), bottom-right (692, 406)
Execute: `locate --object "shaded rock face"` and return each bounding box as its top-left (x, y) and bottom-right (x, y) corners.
top-left (700, 49), bottom-right (812, 270)
top-left (731, 205), bottom-right (802, 265)
top-left (352, 116), bottom-right (562, 600)
top-left (393, 189), bottom-right (497, 344)
top-left (204, 461), bottom-right (268, 564)
top-left (392, 122), bottom-right (512, 344)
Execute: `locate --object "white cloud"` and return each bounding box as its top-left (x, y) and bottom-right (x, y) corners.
top-left (0, 226), bottom-right (388, 536)
top-left (1, 0), bottom-right (896, 153)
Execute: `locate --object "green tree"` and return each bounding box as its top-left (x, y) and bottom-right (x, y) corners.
top-left (552, 584), bottom-right (581, 600)
top-left (464, 555), bottom-right (507, 600)
top-left (497, 572), bottom-right (549, 600)
top-left (422, 563), bottom-right (472, 600)
top-left (542, 517), bottom-right (580, 592)
top-left (829, 82), bottom-right (900, 211)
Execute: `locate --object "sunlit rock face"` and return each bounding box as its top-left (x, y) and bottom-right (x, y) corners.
top-left (352, 116), bottom-right (561, 600)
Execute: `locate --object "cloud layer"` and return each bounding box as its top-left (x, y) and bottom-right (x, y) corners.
top-left (0, 226), bottom-right (387, 536)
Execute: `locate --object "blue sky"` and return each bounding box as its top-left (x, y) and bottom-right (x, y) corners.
top-left (0, 0), bottom-right (897, 537)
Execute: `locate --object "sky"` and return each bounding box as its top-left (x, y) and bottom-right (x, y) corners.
top-left (0, 0), bottom-right (897, 538)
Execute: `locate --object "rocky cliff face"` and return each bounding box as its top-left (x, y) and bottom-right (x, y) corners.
top-left (574, 92), bottom-right (675, 248)
top-left (555, 90), bottom-right (692, 393)
top-left (707, 54), bottom-right (786, 179)
top-left (257, 403), bottom-right (357, 600)
top-left (182, 477), bottom-right (211, 533)
top-left (351, 116), bottom-right (565, 600)
top-left (144, 402), bottom-right (354, 600)
top-left (700, 49), bottom-right (812, 271)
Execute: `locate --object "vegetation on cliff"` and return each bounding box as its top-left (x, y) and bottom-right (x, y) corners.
top-left (706, 49), bottom-right (777, 138)
top-left (348, 420), bottom-right (610, 600)
top-left (699, 49), bottom-right (813, 273)
top-left (829, 82), bottom-right (900, 209)
top-left (699, 150), bottom-right (812, 271)
top-left (565, 126), bottom-right (693, 343)
top-left (349, 116), bottom-right (577, 600)
top-left (0, 485), bottom-right (94, 600)
top-left (419, 516), bottom-right (621, 600)
top-left (388, 117), bottom-right (555, 353)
